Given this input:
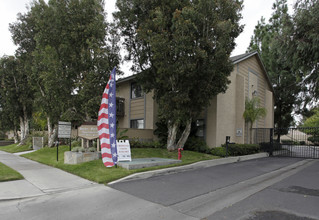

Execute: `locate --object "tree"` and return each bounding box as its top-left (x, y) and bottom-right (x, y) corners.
top-left (10, 0), bottom-right (120, 147)
top-left (289, 0), bottom-right (319, 100)
top-left (247, 0), bottom-right (302, 141)
top-left (301, 107), bottom-right (319, 144)
top-left (114, 0), bottom-right (243, 150)
top-left (243, 97), bottom-right (267, 144)
top-left (302, 108), bottom-right (319, 128)
top-left (0, 56), bottom-right (34, 144)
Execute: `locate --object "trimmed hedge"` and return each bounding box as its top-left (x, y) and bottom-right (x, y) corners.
top-left (184, 137), bottom-right (211, 153)
top-left (211, 144), bottom-right (260, 157)
top-left (129, 139), bottom-right (165, 149)
top-left (211, 147), bottom-right (226, 157)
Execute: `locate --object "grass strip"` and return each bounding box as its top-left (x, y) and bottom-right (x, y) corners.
top-left (0, 144), bottom-right (31, 153)
top-left (22, 146), bottom-right (218, 184)
top-left (0, 162), bottom-right (24, 182)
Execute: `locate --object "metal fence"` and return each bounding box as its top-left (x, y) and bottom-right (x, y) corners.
top-left (252, 127), bottom-right (319, 159)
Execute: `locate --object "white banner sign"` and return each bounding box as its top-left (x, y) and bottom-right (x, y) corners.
top-left (58, 121), bottom-right (72, 138)
top-left (116, 140), bottom-right (132, 162)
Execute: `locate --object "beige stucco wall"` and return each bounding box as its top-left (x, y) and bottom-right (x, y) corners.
top-left (214, 70), bottom-right (237, 147)
top-left (235, 74), bottom-right (245, 144)
top-left (265, 90), bottom-right (274, 128)
top-left (205, 54), bottom-right (274, 147)
top-left (206, 96), bottom-right (217, 147)
top-left (117, 54), bottom-right (274, 147)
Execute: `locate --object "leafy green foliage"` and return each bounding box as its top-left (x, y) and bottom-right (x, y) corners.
top-left (247, 0), bottom-right (301, 132)
top-left (243, 97), bottom-right (267, 125)
top-left (243, 97), bottom-right (267, 143)
top-left (302, 109), bottom-right (319, 128)
top-left (184, 137), bottom-right (210, 153)
top-left (301, 108), bottom-right (319, 145)
top-left (216, 144), bottom-right (260, 156)
top-left (9, 0), bottom-right (120, 146)
top-left (211, 147), bottom-right (227, 157)
top-left (0, 56), bottom-right (33, 143)
top-left (71, 147), bottom-right (85, 152)
top-left (129, 139), bottom-right (164, 149)
top-left (114, 0), bottom-right (243, 149)
top-left (289, 0), bottom-right (319, 99)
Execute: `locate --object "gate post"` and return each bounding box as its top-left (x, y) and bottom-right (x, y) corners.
top-left (269, 128), bottom-right (273, 156)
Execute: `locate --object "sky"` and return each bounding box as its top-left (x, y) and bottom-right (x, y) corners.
top-left (0, 0), bottom-right (295, 64)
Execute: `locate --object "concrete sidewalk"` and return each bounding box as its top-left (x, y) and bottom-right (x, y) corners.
top-left (0, 151), bottom-right (96, 200)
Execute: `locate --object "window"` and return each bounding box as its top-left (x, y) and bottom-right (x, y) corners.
top-left (130, 119), bottom-right (144, 129)
top-left (131, 82), bottom-right (142, 99)
top-left (116, 97), bottom-right (125, 117)
top-left (195, 119), bottom-right (205, 138)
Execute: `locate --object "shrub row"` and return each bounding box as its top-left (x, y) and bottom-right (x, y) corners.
top-left (129, 139), bottom-right (165, 149)
top-left (211, 144), bottom-right (260, 157)
top-left (259, 142), bottom-right (282, 152)
top-left (184, 137), bottom-right (211, 153)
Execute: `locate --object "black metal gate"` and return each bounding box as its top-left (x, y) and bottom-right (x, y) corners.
top-left (252, 127), bottom-right (319, 159)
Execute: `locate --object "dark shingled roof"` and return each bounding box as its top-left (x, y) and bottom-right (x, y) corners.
top-left (230, 51), bottom-right (257, 63)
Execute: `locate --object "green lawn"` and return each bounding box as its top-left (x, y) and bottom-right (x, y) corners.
top-left (0, 162), bottom-right (24, 182)
top-left (22, 146), bottom-right (218, 184)
top-left (0, 144), bottom-right (31, 153)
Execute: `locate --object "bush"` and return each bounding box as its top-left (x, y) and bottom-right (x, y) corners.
top-left (71, 140), bottom-right (81, 148)
top-left (129, 139), bottom-right (165, 149)
top-left (216, 143), bottom-right (260, 156)
top-left (308, 136), bottom-right (319, 145)
top-left (71, 147), bottom-right (85, 152)
top-left (184, 137), bottom-right (210, 153)
top-left (211, 147), bottom-right (226, 157)
top-left (88, 147), bottom-right (96, 152)
top-left (281, 139), bottom-right (294, 144)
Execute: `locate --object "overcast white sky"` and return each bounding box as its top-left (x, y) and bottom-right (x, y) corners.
top-left (0, 0), bottom-right (295, 65)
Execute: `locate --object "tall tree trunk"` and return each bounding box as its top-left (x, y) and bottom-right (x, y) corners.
top-left (13, 127), bottom-right (19, 144)
top-left (47, 117), bottom-right (57, 147)
top-left (167, 121), bottom-right (179, 151)
top-left (19, 116), bottom-right (26, 145)
top-left (176, 118), bottom-right (192, 149)
top-left (18, 106), bottom-right (30, 146)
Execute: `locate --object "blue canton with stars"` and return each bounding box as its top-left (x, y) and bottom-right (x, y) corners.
top-left (109, 68), bottom-right (117, 165)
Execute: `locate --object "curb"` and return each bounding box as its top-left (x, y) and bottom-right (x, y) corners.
top-left (108, 152), bottom-right (269, 185)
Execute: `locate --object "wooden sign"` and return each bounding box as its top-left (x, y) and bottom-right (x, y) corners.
top-left (78, 124), bottom-right (98, 140)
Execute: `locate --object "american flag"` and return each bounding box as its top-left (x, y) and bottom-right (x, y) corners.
top-left (97, 68), bottom-right (118, 167)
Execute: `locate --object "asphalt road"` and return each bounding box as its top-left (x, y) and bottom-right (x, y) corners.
top-left (1, 157), bottom-right (318, 220)
top-left (110, 157), bottom-right (319, 219)
top-left (208, 158), bottom-right (319, 220)
top-left (110, 157), bottom-right (304, 206)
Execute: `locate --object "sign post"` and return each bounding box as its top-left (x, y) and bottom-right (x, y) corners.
top-left (57, 121), bottom-right (72, 161)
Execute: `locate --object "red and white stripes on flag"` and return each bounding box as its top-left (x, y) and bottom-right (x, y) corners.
top-left (97, 68), bottom-right (117, 167)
